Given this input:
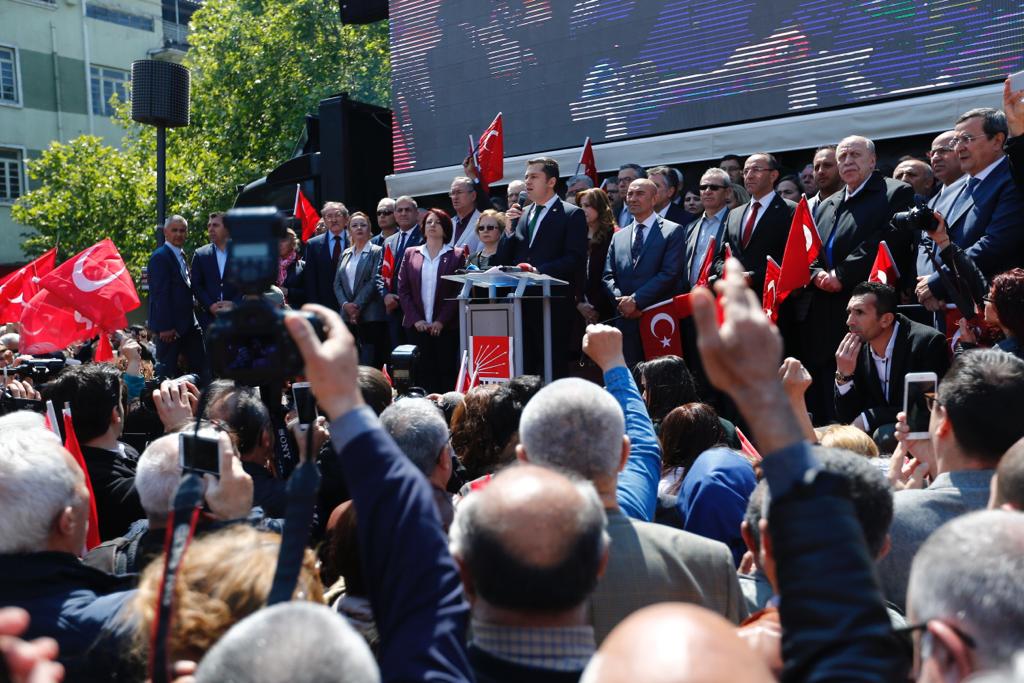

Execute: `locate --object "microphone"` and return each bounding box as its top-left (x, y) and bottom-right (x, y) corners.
top-left (510, 190), bottom-right (529, 231)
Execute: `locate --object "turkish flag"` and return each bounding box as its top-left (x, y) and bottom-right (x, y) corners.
top-left (0, 248), bottom-right (57, 323)
top-left (19, 290), bottom-right (102, 354)
top-left (578, 137), bottom-right (599, 186)
top-left (93, 332), bottom-right (115, 363)
top-left (869, 240), bottom-right (901, 287)
top-left (38, 239), bottom-right (139, 330)
top-left (735, 426), bottom-right (762, 465)
top-left (694, 237), bottom-right (717, 289)
top-left (294, 185), bottom-right (321, 242)
top-left (763, 256), bottom-right (782, 323)
top-left (470, 335), bottom-right (513, 381)
top-left (381, 243), bottom-right (395, 290)
top-left (62, 411), bottom-right (101, 551)
top-left (640, 299), bottom-right (684, 360)
top-left (776, 197), bottom-right (822, 301)
top-left (723, 243), bottom-right (733, 262)
top-left (475, 113), bottom-right (504, 191)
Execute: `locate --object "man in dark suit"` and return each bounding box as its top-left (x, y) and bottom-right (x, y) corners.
top-left (712, 153), bottom-right (797, 295)
top-left (602, 178), bottom-right (687, 366)
top-left (648, 165), bottom-right (695, 227)
top-left (191, 211), bottom-right (239, 330)
top-left (834, 282), bottom-right (949, 435)
top-left (497, 156), bottom-right (588, 378)
top-left (147, 215), bottom-right (208, 380)
top-left (800, 135), bottom-right (915, 423)
top-left (917, 108), bottom-right (1024, 309)
top-left (302, 201), bottom-right (350, 311)
top-left (383, 195), bottom-right (424, 350)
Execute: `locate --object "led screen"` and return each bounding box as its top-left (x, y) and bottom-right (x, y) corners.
top-left (390, 0), bottom-right (1024, 173)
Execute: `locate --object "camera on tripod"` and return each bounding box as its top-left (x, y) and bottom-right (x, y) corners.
top-left (206, 207), bottom-right (325, 384)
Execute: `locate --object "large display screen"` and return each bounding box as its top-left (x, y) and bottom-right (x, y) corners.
top-left (389, 0), bottom-right (1024, 174)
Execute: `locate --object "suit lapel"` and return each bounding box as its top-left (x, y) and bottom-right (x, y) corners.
top-left (531, 201), bottom-right (560, 250)
top-left (860, 346), bottom-right (886, 405)
top-left (888, 319), bottom-right (910, 405)
top-left (635, 217), bottom-right (662, 267)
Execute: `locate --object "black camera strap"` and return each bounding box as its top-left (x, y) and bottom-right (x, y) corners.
top-left (147, 473), bottom-right (204, 683)
top-left (266, 457), bottom-right (321, 605)
top-left (922, 238), bottom-right (977, 319)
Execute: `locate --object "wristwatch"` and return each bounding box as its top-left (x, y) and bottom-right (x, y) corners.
top-left (835, 370), bottom-right (854, 385)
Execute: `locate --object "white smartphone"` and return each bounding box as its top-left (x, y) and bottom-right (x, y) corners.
top-left (904, 372), bottom-right (938, 440)
top-left (1010, 69), bottom-right (1024, 93)
top-left (292, 382), bottom-right (317, 427)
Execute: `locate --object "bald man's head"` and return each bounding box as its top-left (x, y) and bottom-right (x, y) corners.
top-left (449, 464), bottom-right (608, 613)
top-left (582, 604), bottom-right (773, 683)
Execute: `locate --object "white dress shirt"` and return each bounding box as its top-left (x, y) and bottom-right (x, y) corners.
top-left (450, 209), bottom-right (482, 253)
top-left (526, 194), bottom-right (560, 247)
top-left (739, 190), bottom-right (776, 240)
top-left (418, 244), bottom-right (452, 323)
top-left (214, 245), bottom-right (228, 279)
top-left (844, 176), bottom-right (872, 201)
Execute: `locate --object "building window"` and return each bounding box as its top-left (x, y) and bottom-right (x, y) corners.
top-left (0, 46), bottom-right (20, 106)
top-left (85, 4), bottom-right (155, 31)
top-left (91, 65), bottom-right (129, 116)
top-left (0, 149), bottom-right (24, 203)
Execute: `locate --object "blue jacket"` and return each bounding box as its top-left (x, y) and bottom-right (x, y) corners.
top-left (190, 242), bottom-right (240, 328)
top-left (329, 407), bottom-right (472, 683)
top-left (676, 448), bottom-right (756, 566)
top-left (147, 243), bottom-right (198, 335)
top-left (0, 552), bottom-right (135, 680)
top-left (604, 365), bottom-right (662, 522)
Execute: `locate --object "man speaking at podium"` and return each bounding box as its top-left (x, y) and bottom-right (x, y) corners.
top-left (497, 157), bottom-right (588, 378)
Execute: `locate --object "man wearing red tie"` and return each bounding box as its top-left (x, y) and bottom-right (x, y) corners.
top-left (303, 201), bottom-right (350, 311)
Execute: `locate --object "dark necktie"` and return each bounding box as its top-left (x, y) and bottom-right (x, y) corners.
top-left (454, 216), bottom-right (466, 244)
top-left (966, 176), bottom-right (981, 198)
top-left (631, 223), bottom-right (644, 264)
top-left (397, 231), bottom-right (408, 257)
top-left (527, 207), bottom-right (542, 243)
top-left (331, 235), bottom-right (341, 268)
top-left (741, 201), bottom-right (761, 249)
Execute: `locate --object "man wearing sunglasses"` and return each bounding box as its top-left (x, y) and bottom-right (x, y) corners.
top-left (370, 197), bottom-right (397, 247)
top-left (683, 168), bottom-right (732, 289)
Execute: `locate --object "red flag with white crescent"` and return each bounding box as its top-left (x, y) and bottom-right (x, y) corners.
top-left (63, 410), bottom-right (101, 550)
top-left (381, 243), bottom-right (395, 290)
top-left (0, 248), bottom-right (57, 323)
top-left (869, 240), bottom-right (901, 287)
top-left (19, 290), bottom-right (106, 354)
top-left (38, 239), bottom-right (139, 330)
top-left (640, 299), bottom-right (683, 360)
top-left (579, 137), bottom-right (599, 186)
top-left (763, 256), bottom-right (782, 323)
top-left (694, 237), bottom-right (717, 289)
top-left (777, 196), bottom-right (821, 301)
top-left (475, 113), bottom-right (504, 192)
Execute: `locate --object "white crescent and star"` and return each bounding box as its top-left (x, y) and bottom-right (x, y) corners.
top-left (480, 129), bottom-right (500, 152)
top-left (72, 246), bottom-right (125, 293)
top-left (803, 225), bottom-right (815, 251)
top-left (764, 280), bottom-right (777, 315)
top-left (876, 271), bottom-right (888, 284)
top-left (650, 312), bottom-right (676, 347)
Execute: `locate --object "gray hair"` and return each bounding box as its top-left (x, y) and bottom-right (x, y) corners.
top-left (0, 332), bottom-right (18, 350)
top-left (164, 214), bottom-right (188, 229)
top-left (618, 163), bottom-right (647, 178)
top-left (646, 166), bottom-right (679, 189)
top-left (957, 107), bottom-right (1009, 139)
top-left (321, 201), bottom-right (349, 215)
top-left (507, 180), bottom-right (527, 195)
top-left (701, 167), bottom-right (731, 185)
top-left (394, 195), bottom-right (418, 209)
top-left (566, 174), bottom-right (595, 189)
top-left (838, 135), bottom-right (876, 156)
top-left (376, 197), bottom-right (395, 209)
top-left (908, 510), bottom-right (1024, 669)
top-left (519, 378), bottom-right (625, 480)
top-left (450, 176), bottom-right (475, 193)
top-left (135, 433), bottom-right (184, 520)
top-left (379, 398), bottom-right (448, 478)
top-left (195, 602), bottom-right (380, 683)
top-left (0, 412), bottom-right (78, 553)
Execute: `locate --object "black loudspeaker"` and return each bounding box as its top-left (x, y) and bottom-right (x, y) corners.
top-left (131, 60), bottom-right (190, 128)
top-left (338, 0), bottom-right (387, 24)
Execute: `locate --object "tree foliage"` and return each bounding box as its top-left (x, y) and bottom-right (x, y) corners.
top-left (13, 0), bottom-right (390, 273)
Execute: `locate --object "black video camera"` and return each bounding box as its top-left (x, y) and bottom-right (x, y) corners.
top-left (6, 358), bottom-right (68, 383)
top-left (892, 201), bottom-right (939, 233)
top-left (206, 207), bottom-right (324, 384)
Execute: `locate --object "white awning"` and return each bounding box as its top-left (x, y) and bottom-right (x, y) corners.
top-left (385, 82), bottom-right (1003, 197)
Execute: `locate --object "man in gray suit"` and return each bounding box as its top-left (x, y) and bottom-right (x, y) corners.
top-left (916, 131), bottom-right (968, 280)
top-left (517, 330), bottom-right (744, 643)
top-left (878, 349), bottom-right (1024, 611)
top-left (602, 178), bottom-right (686, 367)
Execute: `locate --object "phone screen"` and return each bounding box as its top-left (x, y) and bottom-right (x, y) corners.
top-left (1011, 69), bottom-right (1024, 93)
top-left (905, 379), bottom-right (936, 435)
top-left (180, 433), bottom-right (220, 477)
top-left (292, 383), bottom-right (317, 426)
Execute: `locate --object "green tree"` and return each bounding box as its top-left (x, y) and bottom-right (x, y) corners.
top-left (13, 0), bottom-right (389, 274)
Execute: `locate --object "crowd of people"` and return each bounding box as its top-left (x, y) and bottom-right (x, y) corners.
top-left (0, 78), bottom-right (1023, 682)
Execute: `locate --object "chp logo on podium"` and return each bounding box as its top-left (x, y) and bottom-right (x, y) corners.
top-left (457, 335), bottom-right (513, 392)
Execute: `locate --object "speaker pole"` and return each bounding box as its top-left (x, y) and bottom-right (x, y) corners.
top-left (156, 125), bottom-right (166, 245)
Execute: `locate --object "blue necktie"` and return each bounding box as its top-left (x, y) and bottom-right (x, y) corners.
top-left (631, 224), bottom-right (644, 264)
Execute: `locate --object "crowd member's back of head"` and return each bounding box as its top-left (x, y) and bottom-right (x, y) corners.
top-left (660, 402), bottom-right (726, 494)
top-left (204, 380), bottom-right (269, 457)
top-left (817, 424), bottom-right (880, 457)
top-left (990, 268), bottom-right (1024, 343)
top-left (937, 349), bottom-right (1024, 466)
top-left (633, 355), bottom-right (699, 428)
top-left (195, 602), bottom-right (380, 683)
top-left (581, 604), bottom-right (772, 683)
top-left (991, 437), bottom-right (1024, 510)
top-left (0, 411), bottom-right (84, 554)
top-left (518, 377), bottom-right (626, 482)
top-left (41, 363), bottom-right (125, 443)
top-left (133, 524), bottom-right (323, 665)
top-left (450, 383), bottom-right (525, 481)
top-left (357, 366), bottom-right (393, 416)
top-left (907, 511), bottom-right (1024, 680)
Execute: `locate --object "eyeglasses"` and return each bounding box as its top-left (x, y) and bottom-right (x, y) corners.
top-left (951, 133), bottom-right (982, 146)
top-left (895, 620), bottom-right (976, 650)
top-left (377, 210), bottom-right (393, 216)
top-left (477, 224), bottom-right (498, 232)
top-left (927, 147), bottom-right (955, 157)
top-left (743, 167), bottom-right (771, 175)
top-left (699, 184), bottom-right (728, 191)
top-left (924, 391), bottom-right (938, 412)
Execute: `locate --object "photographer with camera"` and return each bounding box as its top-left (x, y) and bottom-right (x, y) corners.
top-left (917, 108), bottom-right (1024, 311)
